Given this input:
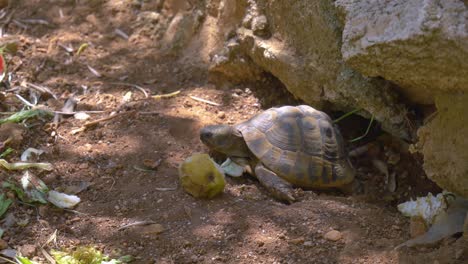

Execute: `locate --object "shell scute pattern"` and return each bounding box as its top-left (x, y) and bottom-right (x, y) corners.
top-left (237, 105), bottom-right (353, 188)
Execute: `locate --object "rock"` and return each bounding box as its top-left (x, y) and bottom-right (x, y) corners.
top-left (217, 111), bottom-right (226, 119)
top-left (161, 9), bottom-right (205, 53)
top-left (19, 244), bottom-right (36, 258)
top-left (251, 15), bottom-right (270, 38)
top-left (208, 0), bottom-right (412, 140)
top-left (324, 230), bottom-right (342, 241)
top-left (288, 237), bottom-right (305, 245)
top-left (336, 0), bottom-right (468, 104)
top-left (411, 93), bottom-right (468, 197)
top-left (455, 248), bottom-right (465, 260)
top-left (0, 239), bottom-right (8, 250)
top-left (303, 241), bottom-right (313, 247)
top-left (410, 216), bottom-right (428, 238)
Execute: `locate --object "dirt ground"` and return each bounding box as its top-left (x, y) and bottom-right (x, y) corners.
top-left (0, 1), bottom-right (467, 263)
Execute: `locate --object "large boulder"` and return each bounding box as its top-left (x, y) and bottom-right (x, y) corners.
top-left (336, 0), bottom-right (468, 104)
top-left (411, 93), bottom-right (468, 197)
top-left (208, 0), bottom-right (413, 140)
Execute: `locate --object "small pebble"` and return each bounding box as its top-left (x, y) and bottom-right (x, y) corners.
top-left (217, 111), bottom-right (226, 119)
top-left (288, 237), bottom-right (304, 245)
top-left (0, 239), bottom-right (8, 250)
top-left (324, 230), bottom-right (342, 241)
top-left (303, 241), bottom-right (313, 247)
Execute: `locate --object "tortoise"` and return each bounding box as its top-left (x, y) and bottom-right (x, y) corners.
top-left (200, 105), bottom-right (357, 203)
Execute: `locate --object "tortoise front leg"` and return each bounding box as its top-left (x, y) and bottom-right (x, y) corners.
top-left (254, 163), bottom-right (295, 203)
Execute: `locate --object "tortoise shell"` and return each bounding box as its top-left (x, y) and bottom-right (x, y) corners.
top-left (235, 105), bottom-right (355, 188)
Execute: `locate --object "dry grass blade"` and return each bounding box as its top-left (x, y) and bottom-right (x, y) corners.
top-left (21, 19), bottom-right (50, 25)
top-left (15, 94), bottom-right (35, 107)
top-left (58, 43), bottom-right (73, 53)
top-left (118, 220), bottom-right (157, 231)
top-left (110, 82), bottom-right (149, 98)
top-left (42, 229), bottom-right (58, 248)
top-left (154, 187), bottom-right (177, 191)
top-left (152, 90), bottom-right (180, 99)
top-left (27, 82), bottom-right (57, 99)
top-left (0, 256), bottom-right (16, 264)
top-left (114, 28), bottom-right (129, 40)
top-left (12, 19), bottom-right (28, 29)
top-left (189, 95), bottom-right (220, 106)
top-left (40, 247), bottom-right (56, 264)
top-left (86, 64), bottom-right (102, 77)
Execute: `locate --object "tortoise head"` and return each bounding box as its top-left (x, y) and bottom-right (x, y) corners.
top-left (200, 125), bottom-right (251, 157)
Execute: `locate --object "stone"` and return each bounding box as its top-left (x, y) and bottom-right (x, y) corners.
top-left (324, 230), bottom-right (342, 241)
top-left (0, 239), bottom-right (8, 250)
top-left (208, 0), bottom-right (412, 140)
top-left (251, 15), bottom-right (269, 38)
top-left (19, 244), bottom-right (36, 258)
top-left (336, 0), bottom-right (468, 104)
top-left (411, 93), bottom-right (468, 197)
top-left (288, 237), bottom-right (305, 245)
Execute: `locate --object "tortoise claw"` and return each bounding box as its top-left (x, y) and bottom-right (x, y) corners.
top-left (255, 164), bottom-right (296, 204)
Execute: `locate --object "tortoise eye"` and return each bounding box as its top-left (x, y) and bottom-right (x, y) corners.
top-left (200, 131), bottom-right (213, 141)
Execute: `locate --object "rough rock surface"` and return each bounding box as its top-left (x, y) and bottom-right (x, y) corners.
top-left (412, 93), bottom-right (468, 197)
top-left (336, 0), bottom-right (468, 104)
top-left (207, 0), bottom-right (412, 140)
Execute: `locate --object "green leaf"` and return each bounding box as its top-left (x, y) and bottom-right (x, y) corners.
top-left (0, 227), bottom-right (4, 238)
top-left (0, 194), bottom-right (12, 218)
top-left (16, 256), bottom-right (39, 264)
top-left (2, 181), bottom-right (26, 201)
top-left (118, 255), bottom-right (135, 263)
top-left (0, 147), bottom-right (14, 158)
top-left (0, 109), bottom-right (53, 125)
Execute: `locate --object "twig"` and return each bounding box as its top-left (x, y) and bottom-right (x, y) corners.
top-left (138, 111), bottom-right (162, 115)
top-left (189, 95), bottom-right (220, 106)
top-left (70, 111), bottom-right (134, 134)
top-left (154, 187), bottom-right (177, 191)
top-left (21, 19), bottom-right (50, 25)
top-left (114, 28), bottom-right (129, 40)
top-left (110, 82), bottom-right (149, 98)
top-left (118, 220), bottom-right (157, 231)
top-left (86, 64), bottom-right (102, 77)
top-left (40, 247), bottom-right (56, 264)
top-left (83, 111), bottom-right (133, 128)
top-left (0, 256), bottom-right (16, 264)
top-left (63, 209), bottom-right (88, 215)
top-left (12, 19), bottom-right (28, 29)
top-left (53, 110), bottom-right (105, 115)
top-left (26, 82), bottom-right (57, 99)
top-left (15, 94), bottom-right (35, 107)
top-left (152, 90), bottom-right (181, 99)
